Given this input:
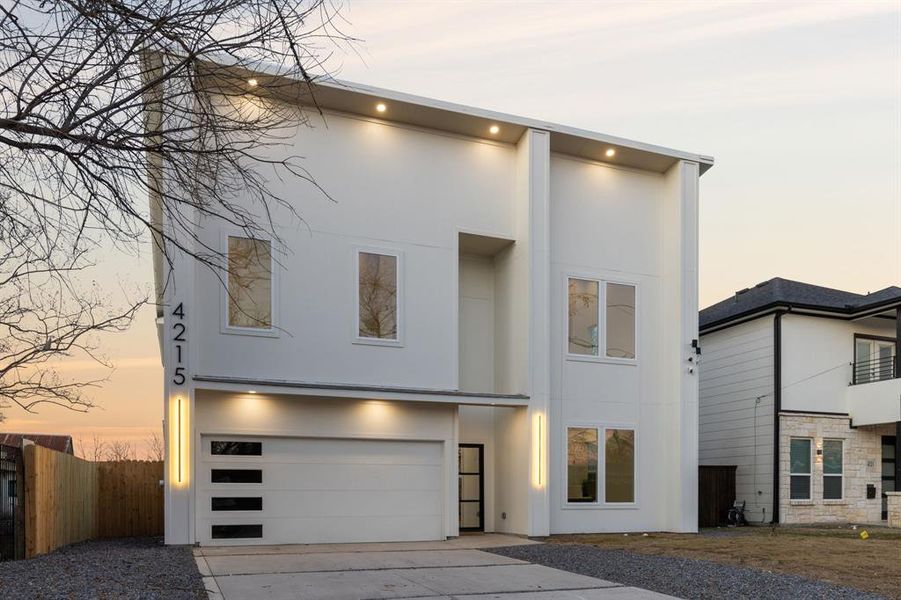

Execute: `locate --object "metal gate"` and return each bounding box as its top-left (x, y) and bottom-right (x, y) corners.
top-left (0, 444), bottom-right (23, 560)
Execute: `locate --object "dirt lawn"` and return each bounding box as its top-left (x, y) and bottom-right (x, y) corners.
top-left (552, 525), bottom-right (901, 599)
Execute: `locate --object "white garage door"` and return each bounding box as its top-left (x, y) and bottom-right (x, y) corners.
top-left (197, 436), bottom-right (445, 545)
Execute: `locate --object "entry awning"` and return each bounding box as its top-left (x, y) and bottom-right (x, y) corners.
top-left (192, 375), bottom-right (530, 407)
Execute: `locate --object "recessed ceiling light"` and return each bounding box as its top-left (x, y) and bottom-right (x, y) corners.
top-left (605, 148), bottom-right (616, 157)
top-left (376, 102), bottom-right (387, 113)
top-left (248, 390), bottom-right (257, 394)
top-left (247, 78), bottom-right (258, 87)
top-left (489, 125), bottom-right (500, 135)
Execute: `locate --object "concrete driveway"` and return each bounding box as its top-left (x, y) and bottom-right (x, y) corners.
top-left (194, 534), bottom-right (673, 599)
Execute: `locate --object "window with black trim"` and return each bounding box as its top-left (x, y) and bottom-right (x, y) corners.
top-left (823, 439), bottom-right (843, 500)
top-left (790, 438), bottom-right (812, 500)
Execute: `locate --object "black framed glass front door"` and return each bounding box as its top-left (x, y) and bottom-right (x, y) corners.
top-left (458, 444), bottom-right (484, 532)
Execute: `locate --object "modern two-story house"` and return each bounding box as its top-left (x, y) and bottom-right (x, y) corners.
top-left (699, 278), bottom-right (901, 525)
top-left (151, 63), bottom-right (712, 545)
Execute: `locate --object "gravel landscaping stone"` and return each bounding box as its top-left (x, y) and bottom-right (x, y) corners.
top-left (0, 537), bottom-right (206, 600)
top-left (488, 543), bottom-right (886, 600)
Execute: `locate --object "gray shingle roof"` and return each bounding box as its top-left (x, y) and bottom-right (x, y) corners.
top-left (700, 278), bottom-right (901, 332)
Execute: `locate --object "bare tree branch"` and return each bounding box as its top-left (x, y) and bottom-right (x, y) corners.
top-left (0, 0), bottom-right (352, 416)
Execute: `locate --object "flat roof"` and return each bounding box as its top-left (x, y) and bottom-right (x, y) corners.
top-left (207, 59), bottom-right (714, 176)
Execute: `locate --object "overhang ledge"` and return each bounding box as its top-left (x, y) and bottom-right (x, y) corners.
top-left (192, 375), bottom-right (530, 407)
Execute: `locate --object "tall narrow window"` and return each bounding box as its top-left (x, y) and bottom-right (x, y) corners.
top-left (823, 439), bottom-right (843, 500)
top-left (568, 278), bottom-right (599, 356)
top-left (605, 428), bottom-right (635, 503)
top-left (567, 427), bottom-right (598, 502)
top-left (606, 283), bottom-right (636, 359)
top-left (358, 252), bottom-right (398, 340)
top-left (789, 438), bottom-right (812, 500)
top-left (227, 236), bottom-right (272, 329)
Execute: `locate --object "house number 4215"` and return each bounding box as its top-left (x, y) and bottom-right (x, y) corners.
top-left (171, 302), bottom-right (187, 385)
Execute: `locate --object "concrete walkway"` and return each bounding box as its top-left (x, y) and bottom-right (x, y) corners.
top-left (194, 534), bottom-right (675, 599)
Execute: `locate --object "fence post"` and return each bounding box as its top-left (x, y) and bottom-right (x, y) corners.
top-left (14, 443), bottom-right (25, 560)
top-left (22, 443), bottom-right (36, 559)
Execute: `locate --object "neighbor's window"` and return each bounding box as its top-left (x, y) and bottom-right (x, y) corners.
top-left (823, 439), bottom-right (843, 500)
top-left (358, 252), bottom-right (398, 340)
top-left (568, 278), bottom-right (599, 356)
top-left (227, 236), bottom-right (272, 329)
top-left (605, 428), bottom-right (635, 503)
top-left (789, 438), bottom-right (812, 500)
top-left (606, 283), bottom-right (636, 359)
top-left (567, 427), bottom-right (598, 503)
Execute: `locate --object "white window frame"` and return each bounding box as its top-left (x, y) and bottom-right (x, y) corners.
top-left (563, 422), bottom-right (639, 509)
top-left (565, 273), bottom-right (638, 365)
top-left (220, 230), bottom-right (279, 338)
top-left (789, 437), bottom-right (812, 501)
top-left (353, 246), bottom-right (404, 347)
top-left (822, 438), bottom-right (844, 501)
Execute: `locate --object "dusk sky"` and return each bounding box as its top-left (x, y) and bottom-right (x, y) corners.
top-left (3, 1), bottom-right (899, 455)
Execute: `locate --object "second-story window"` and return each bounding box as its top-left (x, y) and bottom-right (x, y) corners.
top-left (358, 251), bottom-right (398, 341)
top-left (567, 277), bottom-right (637, 361)
top-left (227, 236), bottom-right (272, 330)
top-left (568, 278), bottom-right (599, 356)
top-left (606, 283), bottom-right (636, 359)
top-left (854, 336), bottom-right (896, 383)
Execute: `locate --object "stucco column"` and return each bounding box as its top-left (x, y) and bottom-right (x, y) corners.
top-left (147, 52), bottom-right (197, 545)
top-left (661, 160), bottom-right (700, 533)
top-left (518, 128), bottom-right (551, 537)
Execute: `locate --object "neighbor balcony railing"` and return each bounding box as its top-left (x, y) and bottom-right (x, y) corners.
top-left (852, 355), bottom-right (897, 385)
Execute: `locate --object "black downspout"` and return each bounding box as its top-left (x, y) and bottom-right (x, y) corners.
top-left (772, 312), bottom-right (783, 525)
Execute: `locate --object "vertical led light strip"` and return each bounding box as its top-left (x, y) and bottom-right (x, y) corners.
top-left (538, 414), bottom-right (543, 486)
top-left (532, 412), bottom-right (544, 489)
top-left (177, 397), bottom-right (183, 483)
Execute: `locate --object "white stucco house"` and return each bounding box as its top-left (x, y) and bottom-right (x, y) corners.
top-left (699, 278), bottom-right (901, 525)
top-left (151, 65), bottom-right (713, 545)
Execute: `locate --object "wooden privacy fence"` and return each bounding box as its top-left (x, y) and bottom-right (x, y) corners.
top-left (24, 445), bottom-right (163, 558)
top-left (97, 460), bottom-right (164, 539)
top-left (698, 465), bottom-right (737, 528)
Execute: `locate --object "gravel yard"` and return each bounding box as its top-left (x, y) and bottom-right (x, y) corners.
top-left (0, 537), bottom-right (206, 600)
top-left (489, 542), bottom-right (886, 600)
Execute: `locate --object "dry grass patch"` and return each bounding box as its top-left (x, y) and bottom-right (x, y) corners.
top-left (552, 525), bottom-right (901, 599)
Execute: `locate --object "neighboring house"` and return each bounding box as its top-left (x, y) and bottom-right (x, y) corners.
top-left (150, 64), bottom-right (713, 545)
top-left (699, 278), bottom-right (901, 524)
top-left (0, 434), bottom-right (74, 518)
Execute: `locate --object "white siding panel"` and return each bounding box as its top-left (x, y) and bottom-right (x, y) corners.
top-left (699, 316), bottom-right (775, 523)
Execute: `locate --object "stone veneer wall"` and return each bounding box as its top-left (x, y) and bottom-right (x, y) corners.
top-left (888, 493), bottom-right (901, 528)
top-left (779, 413), bottom-right (893, 524)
